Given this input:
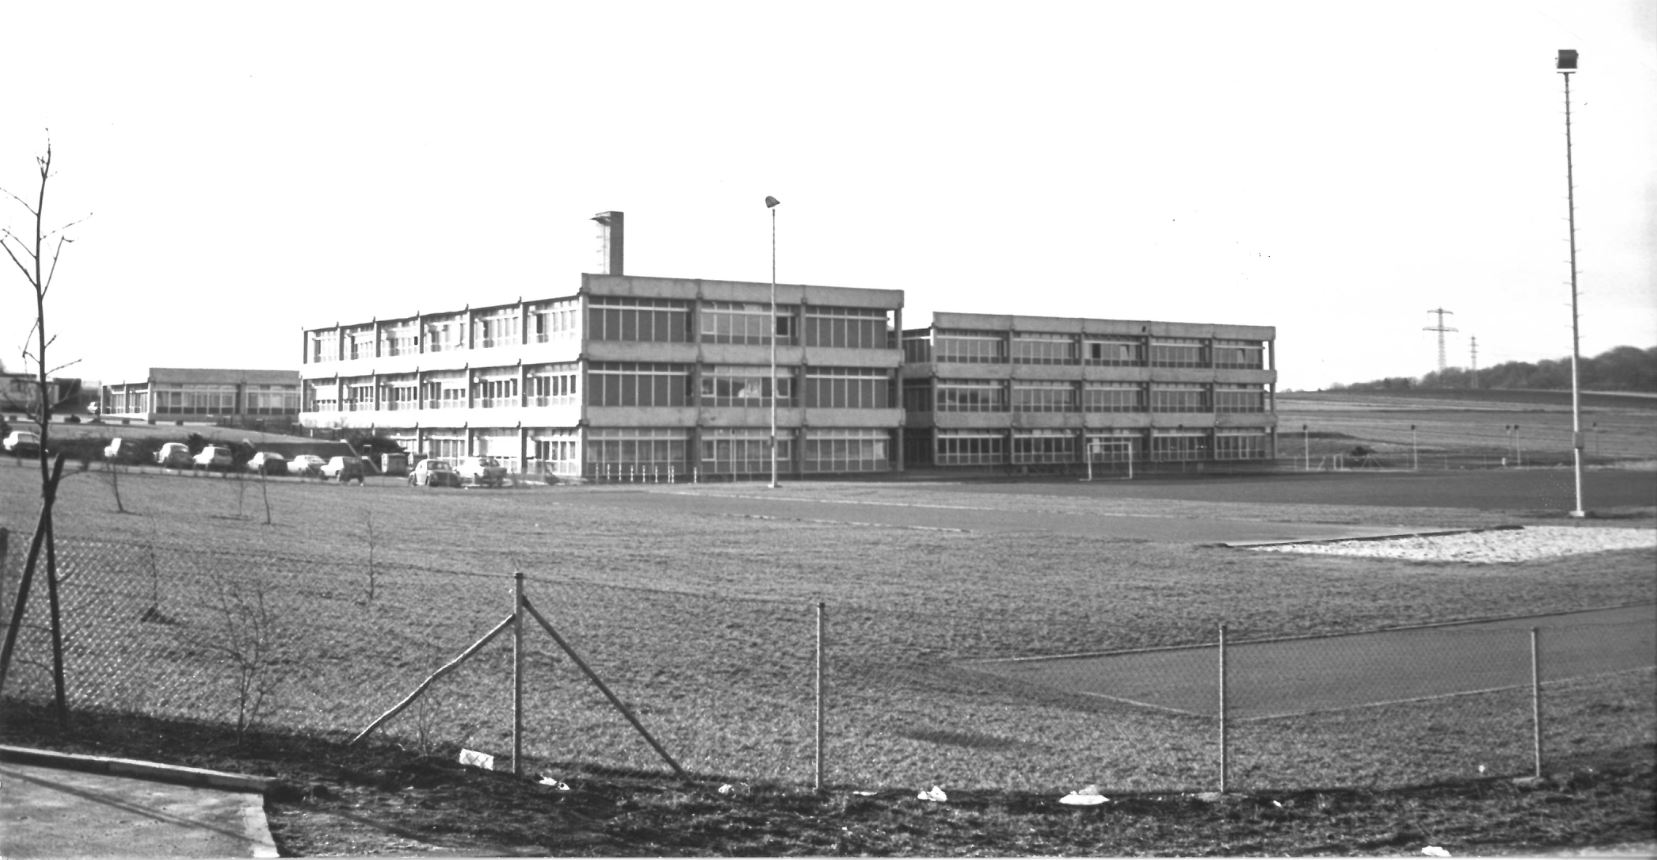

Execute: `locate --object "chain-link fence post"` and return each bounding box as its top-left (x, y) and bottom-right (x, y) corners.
top-left (1530, 627), bottom-right (1543, 779)
top-left (1218, 622), bottom-right (1229, 794)
top-left (814, 601), bottom-right (825, 791)
top-left (513, 571), bottom-right (525, 778)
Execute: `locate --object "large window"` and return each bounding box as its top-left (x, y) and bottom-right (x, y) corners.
top-left (803, 306), bottom-right (887, 350)
top-left (803, 428), bottom-right (890, 473)
top-left (935, 379), bottom-right (1005, 412)
top-left (1011, 332), bottom-right (1074, 365)
top-left (701, 301), bottom-right (794, 346)
top-left (379, 376), bottom-right (417, 411)
top-left (1214, 430), bottom-right (1268, 460)
top-left (1214, 383), bottom-right (1265, 413)
top-left (700, 428), bottom-right (790, 477)
top-left (934, 331), bottom-right (1005, 363)
top-left (473, 309), bottom-right (521, 349)
top-left (1084, 338), bottom-right (1144, 366)
top-left (531, 429), bottom-right (581, 479)
top-left (1082, 382), bottom-right (1144, 413)
top-left (1012, 380), bottom-right (1074, 412)
top-left (700, 365), bottom-right (793, 407)
top-left (379, 321), bottom-right (417, 357)
top-left (344, 381), bottom-right (374, 411)
top-left (527, 363), bottom-right (579, 407)
top-left (471, 371), bottom-right (520, 408)
top-left (901, 379), bottom-right (933, 413)
top-left (902, 333), bottom-right (932, 364)
top-left (588, 427), bottom-right (689, 478)
top-left (423, 316), bottom-right (463, 353)
top-left (588, 362), bottom-right (692, 408)
top-left (1150, 383), bottom-right (1208, 413)
top-left (420, 372), bottom-right (467, 409)
top-left (309, 332), bottom-right (339, 364)
top-left (935, 429), bottom-right (1004, 466)
top-left (247, 384), bottom-right (299, 414)
top-left (1011, 429), bottom-right (1075, 464)
top-left (804, 368), bottom-right (890, 409)
top-left (530, 300), bottom-right (580, 343)
top-left (344, 327), bottom-right (373, 361)
top-left (1150, 338), bottom-right (1207, 368)
top-left (588, 298), bottom-right (690, 343)
top-left (1214, 340), bottom-right (1265, 370)
top-left (305, 382), bottom-right (337, 413)
top-left (1150, 430), bottom-right (1208, 462)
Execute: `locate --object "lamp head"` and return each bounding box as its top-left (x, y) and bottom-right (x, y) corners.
top-left (765, 196), bottom-right (781, 208)
top-left (1557, 49), bottom-right (1578, 71)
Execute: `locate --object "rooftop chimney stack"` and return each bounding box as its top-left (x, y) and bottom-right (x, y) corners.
top-left (592, 211), bottom-right (624, 275)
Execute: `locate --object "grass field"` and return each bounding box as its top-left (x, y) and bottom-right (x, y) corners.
top-left (2, 390), bottom-right (1654, 854)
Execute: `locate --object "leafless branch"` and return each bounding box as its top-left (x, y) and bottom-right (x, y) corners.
top-left (0, 185), bottom-right (40, 218)
top-left (43, 235), bottom-right (71, 297)
top-left (1, 236), bottom-right (36, 285)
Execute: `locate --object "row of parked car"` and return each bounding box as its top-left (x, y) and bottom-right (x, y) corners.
top-left (102, 435), bottom-right (508, 488)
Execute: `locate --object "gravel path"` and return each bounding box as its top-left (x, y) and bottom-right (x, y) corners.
top-left (1249, 525), bottom-right (1656, 563)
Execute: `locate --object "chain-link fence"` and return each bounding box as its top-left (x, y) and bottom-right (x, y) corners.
top-left (2, 534), bottom-right (1651, 793)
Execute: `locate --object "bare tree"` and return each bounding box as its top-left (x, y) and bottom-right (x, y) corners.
top-left (0, 138), bottom-right (88, 721)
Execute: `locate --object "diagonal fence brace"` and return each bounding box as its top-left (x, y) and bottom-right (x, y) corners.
top-left (349, 614), bottom-right (515, 746)
top-left (520, 596), bottom-right (688, 780)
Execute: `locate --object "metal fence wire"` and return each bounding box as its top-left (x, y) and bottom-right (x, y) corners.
top-left (1, 536), bottom-right (1651, 793)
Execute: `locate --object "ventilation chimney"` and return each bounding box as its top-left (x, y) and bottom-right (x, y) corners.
top-left (592, 211), bottom-right (624, 275)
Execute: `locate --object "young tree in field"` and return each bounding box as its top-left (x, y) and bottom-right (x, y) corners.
top-left (0, 138), bottom-right (88, 721)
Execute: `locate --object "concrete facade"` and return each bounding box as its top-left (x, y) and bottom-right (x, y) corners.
top-left (297, 273), bottom-right (905, 481)
top-left (901, 312), bottom-right (1277, 472)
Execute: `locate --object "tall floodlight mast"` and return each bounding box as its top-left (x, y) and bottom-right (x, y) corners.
top-left (1558, 49), bottom-right (1586, 517)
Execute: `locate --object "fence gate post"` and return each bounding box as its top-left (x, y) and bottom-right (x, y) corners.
top-left (1218, 623), bottom-right (1228, 794)
top-left (1530, 627), bottom-right (1543, 779)
top-left (513, 572), bottom-right (525, 777)
top-left (815, 601), bottom-right (825, 791)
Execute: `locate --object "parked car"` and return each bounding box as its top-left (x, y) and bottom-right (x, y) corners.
top-left (287, 454), bottom-right (326, 477)
top-left (192, 444), bottom-right (234, 471)
top-left (321, 455), bottom-right (366, 483)
top-left (103, 437), bottom-right (139, 463)
top-left (454, 455), bottom-right (507, 488)
top-left (4, 430), bottom-right (42, 457)
top-left (407, 457), bottom-right (460, 488)
top-left (155, 442), bottom-right (191, 468)
top-left (245, 451), bottom-right (287, 476)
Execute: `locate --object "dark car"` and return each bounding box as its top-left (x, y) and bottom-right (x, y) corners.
top-left (321, 455), bottom-right (366, 484)
top-left (408, 457), bottom-right (460, 488)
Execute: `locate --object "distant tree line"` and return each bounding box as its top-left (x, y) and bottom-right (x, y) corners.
top-left (1337, 345), bottom-right (1656, 393)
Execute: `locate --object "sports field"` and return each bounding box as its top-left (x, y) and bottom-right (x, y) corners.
top-left (1, 458), bottom-right (1653, 793)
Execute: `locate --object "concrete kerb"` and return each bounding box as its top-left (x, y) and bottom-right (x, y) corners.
top-left (1216, 524), bottom-right (1525, 549)
top-left (0, 744), bottom-right (277, 794)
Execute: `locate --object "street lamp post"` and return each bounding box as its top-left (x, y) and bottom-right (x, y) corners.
top-left (766, 195), bottom-right (781, 489)
top-left (1411, 424), bottom-right (1418, 471)
top-left (1558, 49), bottom-right (1587, 517)
top-left (1302, 424), bottom-right (1308, 471)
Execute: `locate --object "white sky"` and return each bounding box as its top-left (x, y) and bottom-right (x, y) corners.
top-left (3, 0), bottom-right (1653, 392)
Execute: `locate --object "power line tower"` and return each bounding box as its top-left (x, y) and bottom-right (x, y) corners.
top-left (1424, 308), bottom-right (1458, 374)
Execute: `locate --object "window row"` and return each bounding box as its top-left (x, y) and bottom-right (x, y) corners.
top-left (905, 332), bottom-right (1267, 369)
top-left (921, 381), bottom-right (1266, 413)
top-left (931, 429), bottom-right (1269, 464)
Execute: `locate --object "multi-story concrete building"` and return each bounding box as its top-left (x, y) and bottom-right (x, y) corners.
top-left (297, 269), bottom-right (906, 481)
top-left (100, 368), bottom-right (301, 427)
top-left (900, 313), bottom-right (1277, 472)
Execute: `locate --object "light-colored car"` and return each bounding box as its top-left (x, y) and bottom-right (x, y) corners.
top-left (4, 430), bottom-right (42, 457)
top-left (245, 451), bottom-right (287, 476)
top-left (287, 454), bottom-right (326, 477)
top-left (454, 455), bottom-right (507, 488)
top-left (155, 442), bottom-right (191, 468)
top-left (193, 444), bottom-right (234, 471)
top-left (321, 455), bottom-right (365, 483)
top-left (103, 437), bottom-right (139, 463)
top-left (407, 457), bottom-right (460, 488)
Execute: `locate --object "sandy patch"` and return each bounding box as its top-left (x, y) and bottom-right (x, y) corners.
top-left (1249, 525), bottom-right (1656, 563)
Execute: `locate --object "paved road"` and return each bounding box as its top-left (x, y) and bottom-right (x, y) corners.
top-left (972, 603), bottom-right (1657, 719)
top-left (0, 750), bottom-right (276, 859)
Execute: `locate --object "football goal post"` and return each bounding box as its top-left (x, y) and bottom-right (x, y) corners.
top-left (1085, 438), bottom-right (1135, 481)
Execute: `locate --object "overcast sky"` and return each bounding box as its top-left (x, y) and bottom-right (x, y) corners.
top-left (3, 0), bottom-right (1653, 392)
